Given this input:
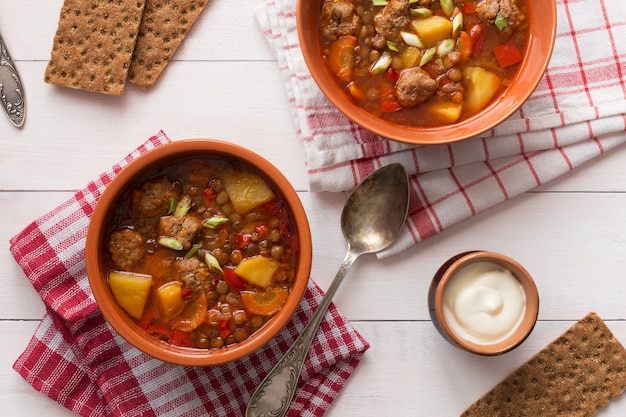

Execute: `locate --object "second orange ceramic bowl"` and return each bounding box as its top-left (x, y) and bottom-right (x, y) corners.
top-left (85, 139), bottom-right (312, 366)
top-left (297, 0), bottom-right (557, 145)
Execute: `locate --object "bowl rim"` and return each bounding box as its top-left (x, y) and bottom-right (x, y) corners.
top-left (85, 138), bottom-right (313, 366)
top-left (433, 251), bottom-right (540, 355)
top-left (296, 0), bottom-right (557, 145)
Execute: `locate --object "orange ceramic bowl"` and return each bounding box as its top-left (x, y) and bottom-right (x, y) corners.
top-left (85, 139), bottom-right (312, 366)
top-left (297, 0), bottom-right (556, 145)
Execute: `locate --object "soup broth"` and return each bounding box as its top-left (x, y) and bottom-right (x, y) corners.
top-left (319, 0), bottom-right (529, 126)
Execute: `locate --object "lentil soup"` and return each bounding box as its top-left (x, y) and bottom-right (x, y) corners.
top-left (319, 0), bottom-right (529, 126)
top-left (105, 157), bottom-right (298, 350)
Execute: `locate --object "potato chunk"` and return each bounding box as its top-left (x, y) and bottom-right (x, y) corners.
top-left (156, 281), bottom-right (185, 320)
top-left (109, 271), bottom-right (152, 319)
top-left (234, 256), bottom-right (280, 288)
top-left (411, 16), bottom-right (453, 48)
top-left (462, 66), bottom-right (502, 115)
top-left (428, 101), bottom-right (463, 124)
top-left (222, 171), bottom-right (276, 215)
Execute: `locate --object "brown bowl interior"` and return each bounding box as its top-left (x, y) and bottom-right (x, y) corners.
top-left (297, 0), bottom-right (557, 145)
top-left (85, 139), bottom-right (313, 366)
top-left (431, 251), bottom-right (539, 355)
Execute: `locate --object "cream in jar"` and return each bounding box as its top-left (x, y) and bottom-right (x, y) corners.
top-left (442, 262), bottom-right (526, 345)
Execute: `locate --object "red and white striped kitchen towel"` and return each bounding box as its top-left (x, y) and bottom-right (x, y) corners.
top-left (255, 0), bottom-right (626, 256)
top-left (10, 131), bottom-right (369, 417)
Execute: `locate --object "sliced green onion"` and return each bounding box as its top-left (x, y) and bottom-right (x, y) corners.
top-left (173, 195), bottom-right (191, 217)
top-left (440, 0), bottom-right (453, 16)
top-left (400, 31), bottom-right (425, 48)
top-left (410, 7), bottom-right (433, 18)
top-left (419, 47), bottom-right (436, 66)
top-left (167, 199), bottom-right (177, 214)
top-left (202, 216), bottom-right (230, 229)
top-left (387, 40), bottom-right (399, 52)
top-left (372, 0), bottom-right (387, 6)
top-left (370, 52), bottom-right (393, 75)
top-left (205, 252), bottom-right (224, 274)
top-left (408, 0), bottom-right (420, 3)
top-left (436, 39), bottom-right (455, 56)
top-left (452, 12), bottom-right (463, 38)
top-left (495, 13), bottom-right (508, 30)
top-left (184, 243), bottom-right (201, 259)
top-left (158, 237), bottom-right (183, 250)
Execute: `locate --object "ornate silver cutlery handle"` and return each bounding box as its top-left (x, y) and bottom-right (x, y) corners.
top-left (0, 32), bottom-right (26, 127)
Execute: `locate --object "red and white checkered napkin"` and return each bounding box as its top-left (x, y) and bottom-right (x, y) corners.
top-left (10, 131), bottom-right (369, 417)
top-left (255, 0), bottom-right (626, 257)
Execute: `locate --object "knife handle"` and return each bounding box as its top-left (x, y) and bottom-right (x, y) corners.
top-left (0, 32), bottom-right (25, 128)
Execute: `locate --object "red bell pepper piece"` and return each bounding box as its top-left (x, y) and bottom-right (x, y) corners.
top-left (203, 187), bottom-right (216, 203)
top-left (255, 223), bottom-right (269, 238)
top-left (144, 323), bottom-right (171, 340)
top-left (236, 232), bottom-right (252, 249)
top-left (181, 286), bottom-right (193, 300)
top-left (169, 328), bottom-right (195, 348)
top-left (381, 84), bottom-right (401, 113)
top-left (278, 207), bottom-right (293, 237)
top-left (262, 200), bottom-right (280, 215)
top-left (219, 319), bottom-right (232, 339)
top-left (385, 68), bottom-right (400, 83)
top-left (139, 309), bottom-right (155, 326)
top-left (493, 42), bottom-right (523, 68)
top-left (224, 267), bottom-right (247, 290)
top-left (462, 2), bottom-right (476, 14)
top-left (469, 24), bottom-right (486, 55)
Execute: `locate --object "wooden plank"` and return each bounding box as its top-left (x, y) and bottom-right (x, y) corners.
top-left (4, 191), bottom-right (626, 322)
top-left (3, 320), bottom-right (626, 416)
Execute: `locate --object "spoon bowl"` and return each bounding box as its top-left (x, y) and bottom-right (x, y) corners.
top-left (246, 163), bottom-right (410, 417)
top-left (342, 165), bottom-right (411, 254)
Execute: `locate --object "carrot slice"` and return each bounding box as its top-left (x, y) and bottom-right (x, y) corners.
top-left (169, 294), bottom-right (208, 332)
top-left (241, 288), bottom-right (289, 316)
top-left (328, 36), bottom-right (357, 82)
top-left (457, 31), bottom-right (473, 62)
top-left (348, 82), bottom-right (366, 101)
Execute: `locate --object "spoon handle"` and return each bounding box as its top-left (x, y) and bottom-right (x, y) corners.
top-left (246, 250), bottom-right (359, 417)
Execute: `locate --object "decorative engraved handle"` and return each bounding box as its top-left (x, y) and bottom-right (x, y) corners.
top-left (246, 250), bottom-right (359, 417)
top-left (0, 32), bottom-right (25, 127)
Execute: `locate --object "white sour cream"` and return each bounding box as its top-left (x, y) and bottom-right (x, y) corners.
top-left (442, 262), bottom-right (526, 345)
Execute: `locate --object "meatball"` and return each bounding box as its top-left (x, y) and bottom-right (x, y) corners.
top-left (107, 228), bottom-right (145, 269)
top-left (175, 257), bottom-right (211, 294)
top-left (137, 176), bottom-right (180, 217)
top-left (475, 0), bottom-right (525, 33)
top-left (159, 214), bottom-right (203, 250)
top-left (374, 0), bottom-right (410, 42)
top-left (321, 0), bottom-right (360, 41)
top-left (394, 68), bottom-right (437, 108)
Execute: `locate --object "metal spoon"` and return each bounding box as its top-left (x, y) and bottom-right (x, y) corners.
top-left (246, 163), bottom-right (410, 417)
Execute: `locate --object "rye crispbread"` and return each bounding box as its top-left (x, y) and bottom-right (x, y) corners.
top-left (44, 0), bottom-right (146, 96)
top-left (127, 0), bottom-right (209, 90)
top-left (461, 312), bottom-right (626, 417)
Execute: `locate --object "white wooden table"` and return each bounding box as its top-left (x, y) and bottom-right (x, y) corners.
top-left (2, 1), bottom-right (626, 415)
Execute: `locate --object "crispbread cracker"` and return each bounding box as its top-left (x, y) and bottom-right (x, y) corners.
top-left (461, 312), bottom-right (626, 417)
top-left (44, 0), bottom-right (146, 96)
top-left (128, 0), bottom-right (209, 89)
